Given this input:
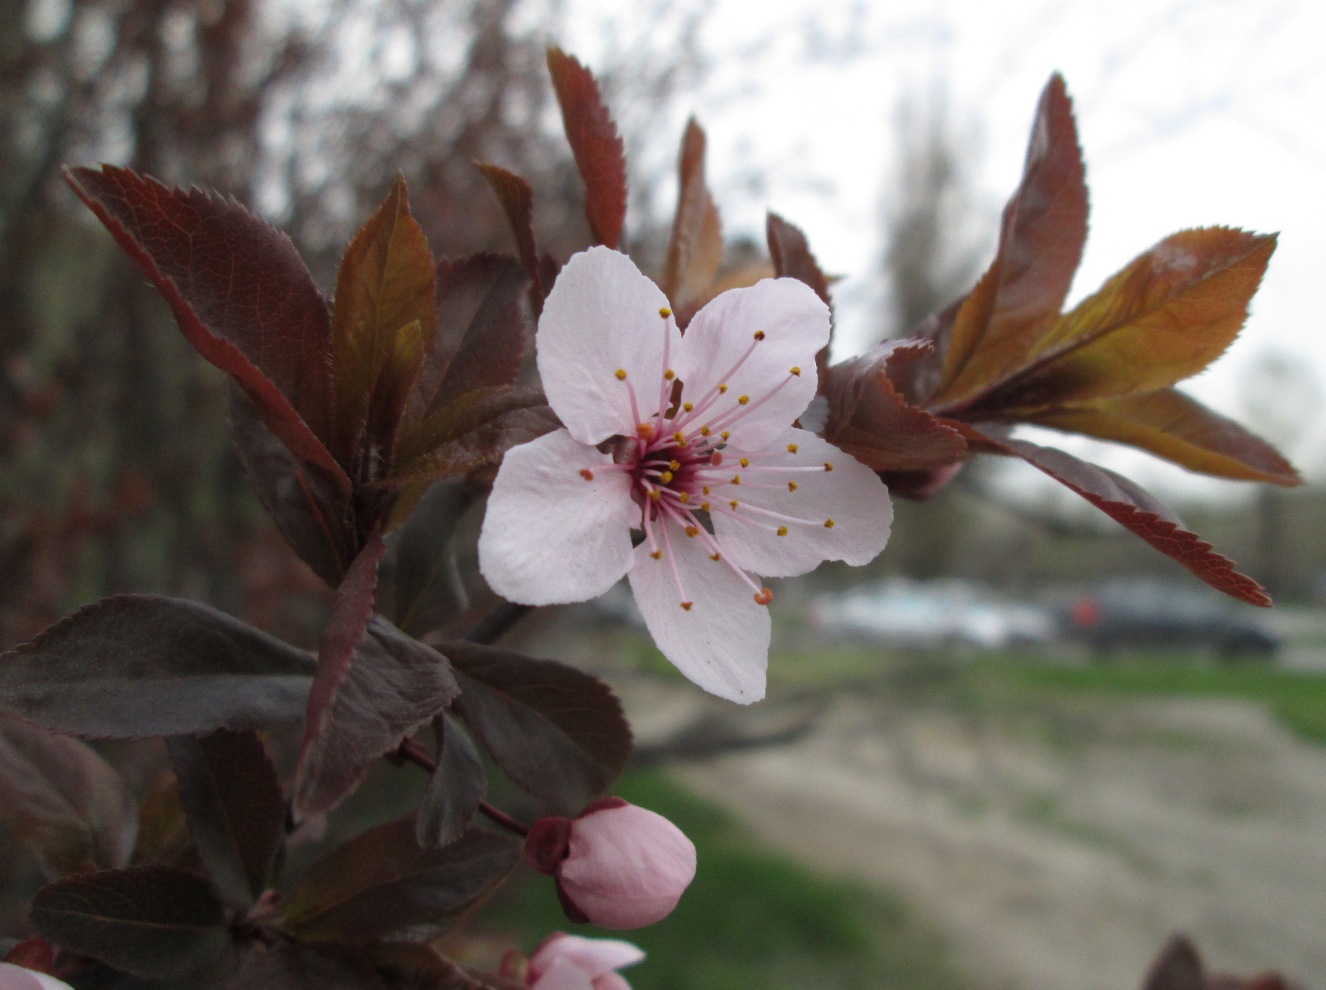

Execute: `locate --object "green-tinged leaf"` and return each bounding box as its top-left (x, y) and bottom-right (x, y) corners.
top-left (416, 716), bottom-right (485, 850)
top-left (825, 341), bottom-right (967, 473)
top-left (662, 118), bottom-right (723, 317)
top-left (294, 538), bottom-right (461, 818)
top-left (132, 773), bottom-right (193, 869)
top-left (477, 165), bottom-right (545, 315)
top-left (384, 480), bottom-right (472, 638)
top-left (547, 47), bottom-right (627, 249)
top-left (0, 714), bottom-right (137, 876)
top-left (767, 213), bottom-right (833, 386)
top-left (30, 866), bottom-right (229, 979)
top-left (937, 74), bottom-right (1087, 401)
top-left (331, 176), bottom-right (435, 465)
top-left (987, 433), bottom-right (1271, 606)
top-left (413, 256), bottom-right (530, 420)
top-left (222, 943), bottom-right (387, 990)
top-left (998, 229), bottom-right (1277, 408)
top-left (65, 166), bottom-right (344, 484)
top-left (165, 730), bottom-right (284, 912)
top-left (393, 387), bottom-right (559, 485)
top-left (229, 385), bottom-right (356, 586)
top-left (0, 596), bottom-right (314, 739)
top-left (1026, 389), bottom-right (1300, 485)
top-left (445, 642), bottom-right (631, 812)
top-left (279, 820), bottom-right (519, 944)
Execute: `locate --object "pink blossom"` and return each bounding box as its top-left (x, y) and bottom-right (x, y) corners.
top-left (526, 798), bottom-right (697, 930)
top-left (520, 933), bottom-right (644, 990)
top-left (479, 247), bottom-right (892, 702)
top-left (0, 963), bottom-right (75, 990)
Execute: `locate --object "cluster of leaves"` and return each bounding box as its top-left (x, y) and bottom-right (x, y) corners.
top-left (0, 45), bottom-right (1302, 990)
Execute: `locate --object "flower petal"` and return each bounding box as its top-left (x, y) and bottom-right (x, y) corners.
top-left (539, 247), bottom-right (682, 446)
top-left (0, 965), bottom-right (74, 990)
top-left (627, 525), bottom-right (769, 703)
top-left (530, 934), bottom-right (645, 981)
top-left (672, 278), bottom-right (827, 448)
top-left (479, 429), bottom-right (637, 605)
top-left (531, 957), bottom-right (597, 990)
top-left (712, 428), bottom-right (892, 577)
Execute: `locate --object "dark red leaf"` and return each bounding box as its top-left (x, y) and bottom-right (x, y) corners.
top-left (366, 942), bottom-right (508, 990)
top-left (416, 715), bottom-right (485, 850)
top-left (546, 48), bottom-right (628, 249)
top-left (995, 434), bottom-right (1271, 606)
top-left (0, 595), bottom-right (314, 739)
top-left (31, 866), bottom-right (230, 979)
top-left (445, 642), bottom-right (632, 813)
top-left (662, 118), bottom-right (723, 316)
top-left (0, 714), bottom-right (137, 876)
top-left (477, 164), bottom-right (545, 315)
top-left (165, 730), bottom-right (284, 912)
top-left (279, 819), bottom-right (519, 944)
top-left (825, 340), bottom-right (967, 473)
top-left (384, 480), bottom-right (473, 638)
top-left (229, 385), bottom-right (357, 586)
top-left (937, 74), bottom-right (1087, 403)
top-left (414, 255), bottom-right (530, 418)
top-left (65, 166), bottom-right (344, 484)
top-left (223, 943), bottom-right (388, 990)
top-left (294, 538), bottom-right (461, 818)
top-left (1025, 389), bottom-right (1300, 486)
top-left (767, 213), bottom-right (833, 388)
top-left (1140, 934), bottom-right (1205, 990)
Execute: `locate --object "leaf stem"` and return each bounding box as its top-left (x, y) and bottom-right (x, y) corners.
top-left (392, 736), bottom-right (530, 837)
top-left (465, 601), bottom-right (533, 644)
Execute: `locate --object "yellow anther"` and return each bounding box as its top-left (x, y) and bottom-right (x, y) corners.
top-left (683, 402), bottom-right (694, 412)
top-left (709, 552), bottom-right (721, 561)
top-left (659, 306), bottom-right (672, 318)
top-left (729, 499), bottom-right (739, 510)
top-left (702, 486), bottom-right (711, 495)
top-left (659, 471), bottom-right (673, 483)
top-left (669, 460), bottom-right (681, 471)
top-left (650, 550), bottom-right (663, 560)
top-left (700, 502), bottom-right (710, 512)
top-left (647, 489), bottom-right (661, 501)
top-left (718, 384), bottom-right (729, 394)
top-left (787, 443), bottom-right (798, 454)
top-left (731, 475), bottom-right (741, 485)
top-left (664, 369), bottom-right (676, 381)
top-left (685, 525), bottom-right (699, 538)
top-left (788, 481), bottom-right (798, 492)
top-left (824, 461), bottom-right (834, 471)
top-left (739, 457), bottom-right (750, 468)
top-left (721, 431), bottom-right (731, 440)
top-left (790, 366), bottom-right (801, 376)
top-left (700, 426), bottom-right (712, 436)
top-left (680, 601), bottom-right (693, 611)
top-left (777, 526), bottom-right (788, 537)
top-left (679, 493), bottom-right (691, 504)
top-left (637, 423), bottom-right (655, 439)
top-left (673, 432), bottom-right (687, 445)
top-left (753, 330), bottom-right (766, 341)
top-left (738, 395), bottom-right (750, 405)
top-left (824, 518), bottom-right (836, 529)
top-left (615, 369), bottom-right (628, 380)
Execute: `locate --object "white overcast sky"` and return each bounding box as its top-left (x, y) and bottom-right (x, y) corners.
top-left (566, 0), bottom-right (1326, 497)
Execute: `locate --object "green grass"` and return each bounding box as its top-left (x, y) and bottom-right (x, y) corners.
top-left (481, 769), bottom-right (969, 990)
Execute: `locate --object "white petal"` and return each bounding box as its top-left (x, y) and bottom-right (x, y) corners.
top-left (530, 934), bottom-right (645, 980)
top-left (479, 429), bottom-right (637, 605)
top-left (0, 965), bottom-right (74, 990)
top-left (531, 958), bottom-right (597, 990)
top-left (627, 525), bottom-right (769, 704)
top-left (671, 279), bottom-right (827, 448)
top-left (538, 247), bottom-right (682, 445)
top-left (712, 428), bottom-right (891, 577)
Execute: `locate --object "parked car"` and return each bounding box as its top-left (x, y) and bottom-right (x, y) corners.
top-left (808, 578), bottom-right (1055, 650)
top-left (1065, 579), bottom-right (1280, 662)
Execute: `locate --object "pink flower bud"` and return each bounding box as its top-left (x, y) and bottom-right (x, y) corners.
top-left (0, 962), bottom-right (75, 990)
top-left (522, 933), bottom-right (644, 990)
top-left (525, 798), bottom-right (696, 929)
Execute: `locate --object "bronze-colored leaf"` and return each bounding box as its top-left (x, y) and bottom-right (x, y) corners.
top-left (938, 74), bottom-right (1087, 401)
top-left (547, 47), bottom-right (627, 250)
top-left (1001, 229), bottom-right (1276, 410)
top-left (477, 164), bottom-right (545, 315)
top-left (662, 118), bottom-right (723, 315)
top-left (331, 176), bottom-right (436, 466)
top-left (1027, 389), bottom-right (1300, 485)
top-left (767, 212), bottom-right (833, 386)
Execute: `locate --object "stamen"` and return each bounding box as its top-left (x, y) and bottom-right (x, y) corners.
top-left (824, 462), bottom-right (834, 471)
top-left (739, 457), bottom-right (750, 467)
top-left (718, 384), bottom-right (729, 394)
top-left (753, 330), bottom-right (766, 341)
top-left (659, 307), bottom-right (672, 318)
top-left (777, 526), bottom-right (788, 537)
top-left (580, 469), bottom-right (594, 481)
top-left (615, 369), bottom-right (628, 380)
top-left (824, 518), bottom-right (836, 528)
top-left (637, 423), bottom-right (655, 439)
top-left (790, 366), bottom-right (801, 376)
top-left (664, 369), bottom-right (676, 381)
top-left (788, 481), bottom-right (798, 492)
top-left (681, 601), bottom-right (693, 611)
top-left (709, 552), bottom-right (721, 561)
top-left (738, 395), bottom-right (750, 405)
top-left (754, 588), bottom-right (774, 606)
top-left (682, 402), bottom-right (694, 412)
top-left (787, 443), bottom-right (798, 453)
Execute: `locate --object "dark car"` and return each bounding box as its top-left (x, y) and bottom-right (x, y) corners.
top-left (1066, 579), bottom-right (1280, 662)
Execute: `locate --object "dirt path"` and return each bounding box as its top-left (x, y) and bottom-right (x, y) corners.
top-left (627, 684), bottom-right (1326, 989)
